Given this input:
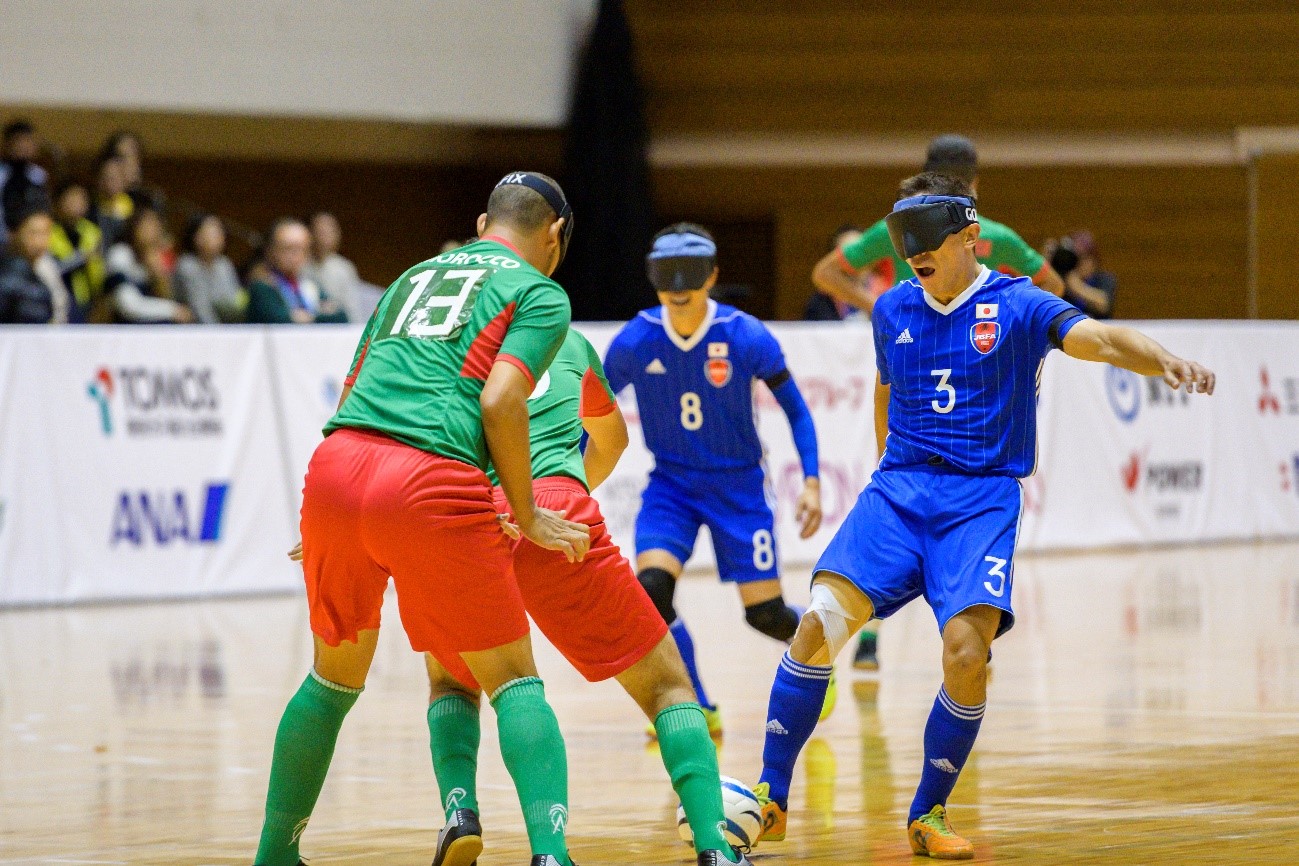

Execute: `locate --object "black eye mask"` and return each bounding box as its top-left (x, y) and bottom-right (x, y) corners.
top-left (884, 195), bottom-right (978, 260)
top-left (494, 172), bottom-right (574, 265)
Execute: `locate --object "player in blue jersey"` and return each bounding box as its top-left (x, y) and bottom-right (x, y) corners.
top-left (752, 173), bottom-right (1215, 859)
top-left (604, 224), bottom-right (826, 739)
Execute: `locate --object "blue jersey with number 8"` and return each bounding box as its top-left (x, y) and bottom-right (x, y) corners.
top-left (874, 268), bottom-right (1086, 478)
top-left (604, 300), bottom-right (786, 472)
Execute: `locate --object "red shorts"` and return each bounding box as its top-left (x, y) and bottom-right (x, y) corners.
top-left (435, 477), bottom-right (667, 690)
top-left (300, 428), bottom-right (528, 661)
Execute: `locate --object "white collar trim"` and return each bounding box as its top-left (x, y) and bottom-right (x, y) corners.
top-left (921, 266), bottom-right (992, 316)
top-left (661, 298), bottom-right (716, 352)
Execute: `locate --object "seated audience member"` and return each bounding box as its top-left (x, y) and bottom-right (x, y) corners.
top-left (0, 119), bottom-right (50, 247)
top-left (105, 208), bottom-right (194, 323)
top-left (1048, 229), bottom-right (1118, 319)
top-left (174, 212), bottom-right (244, 323)
top-left (803, 225), bottom-right (883, 321)
top-left (48, 179), bottom-right (106, 322)
top-left (0, 204), bottom-right (69, 324)
top-left (91, 155), bottom-right (133, 248)
top-left (307, 211), bottom-right (366, 322)
top-left (99, 130), bottom-right (164, 213)
top-left (247, 218), bottom-right (347, 324)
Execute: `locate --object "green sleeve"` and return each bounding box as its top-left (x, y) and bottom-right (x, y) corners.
top-left (344, 301), bottom-right (384, 384)
top-left (840, 220), bottom-right (895, 271)
top-left (986, 225), bottom-right (1046, 278)
top-left (498, 282), bottom-right (571, 385)
top-left (580, 334), bottom-right (618, 415)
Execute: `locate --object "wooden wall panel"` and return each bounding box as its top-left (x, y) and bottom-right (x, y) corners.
top-left (653, 164), bottom-right (1248, 321)
top-left (1255, 154), bottom-right (1299, 320)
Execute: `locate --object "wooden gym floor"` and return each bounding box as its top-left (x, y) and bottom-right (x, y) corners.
top-left (3, 540), bottom-right (1299, 865)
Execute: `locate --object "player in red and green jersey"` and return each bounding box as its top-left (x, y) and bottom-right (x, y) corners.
top-left (811, 135), bottom-right (1065, 321)
top-left (255, 172), bottom-right (591, 866)
top-left (422, 328), bottom-right (750, 866)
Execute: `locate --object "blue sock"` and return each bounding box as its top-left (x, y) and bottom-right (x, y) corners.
top-left (908, 686), bottom-right (985, 823)
top-left (758, 651), bottom-right (832, 809)
top-left (669, 619), bottom-right (713, 711)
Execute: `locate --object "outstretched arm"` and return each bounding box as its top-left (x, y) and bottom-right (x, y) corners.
top-left (766, 371), bottom-right (822, 538)
top-left (1061, 319), bottom-right (1215, 394)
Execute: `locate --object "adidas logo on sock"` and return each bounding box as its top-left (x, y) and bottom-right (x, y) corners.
top-left (929, 758), bottom-right (959, 773)
top-left (646, 358), bottom-right (667, 374)
top-left (765, 718), bottom-right (789, 735)
top-left (895, 328), bottom-right (914, 345)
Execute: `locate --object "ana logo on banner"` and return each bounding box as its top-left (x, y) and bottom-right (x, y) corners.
top-left (110, 482), bottom-right (231, 547)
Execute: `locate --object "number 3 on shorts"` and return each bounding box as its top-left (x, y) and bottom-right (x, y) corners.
top-left (983, 555), bottom-right (1008, 597)
top-left (752, 529), bottom-right (775, 571)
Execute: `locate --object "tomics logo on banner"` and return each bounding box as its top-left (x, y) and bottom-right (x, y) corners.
top-left (111, 482), bottom-right (231, 547)
top-left (87, 366), bottom-right (222, 438)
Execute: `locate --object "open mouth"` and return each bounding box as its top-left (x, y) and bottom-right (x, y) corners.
top-left (915, 266), bottom-right (936, 279)
top-left (667, 293), bottom-right (693, 306)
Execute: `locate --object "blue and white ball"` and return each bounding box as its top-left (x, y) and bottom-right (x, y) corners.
top-left (676, 775), bottom-right (763, 852)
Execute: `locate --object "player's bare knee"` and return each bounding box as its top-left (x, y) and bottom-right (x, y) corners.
top-left (942, 638), bottom-right (989, 687)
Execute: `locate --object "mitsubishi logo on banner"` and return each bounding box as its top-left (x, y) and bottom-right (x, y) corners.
top-left (1260, 366), bottom-right (1282, 415)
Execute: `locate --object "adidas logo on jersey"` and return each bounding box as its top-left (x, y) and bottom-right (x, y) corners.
top-left (646, 359), bottom-right (667, 374)
top-left (929, 758), bottom-right (959, 774)
top-left (896, 328), bottom-right (914, 344)
top-left (765, 718), bottom-right (789, 735)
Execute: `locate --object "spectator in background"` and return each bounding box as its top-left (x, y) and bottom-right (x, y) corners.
top-left (91, 155), bottom-right (132, 248)
top-left (1, 120), bottom-right (50, 246)
top-left (306, 211), bottom-right (366, 321)
top-left (1048, 230), bottom-right (1117, 319)
top-left (804, 224), bottom-right (883, 320)
top-left (99, 130), bottom-right (163, 213)
top-left (174, 212), bottom-right (244, 324)
top-left (247, 218), bottom-right (347, 324)
top-left (106, 207), bottom-right (194, 323)
top-left (48, 179), bottom-right (106, 323)
top-left (1, 204), bottom-right (69, 324)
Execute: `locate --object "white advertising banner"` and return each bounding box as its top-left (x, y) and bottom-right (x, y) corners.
top-left (1, 321), bottom-right (1296, 606)
top-left (0, 327), bottom-right (298, 604)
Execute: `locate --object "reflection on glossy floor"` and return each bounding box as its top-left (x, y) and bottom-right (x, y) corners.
top-left (4, 541), bottom-right (1299, 865)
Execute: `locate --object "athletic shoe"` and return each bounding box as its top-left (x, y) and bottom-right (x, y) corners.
top-left (907, 805), bottom-right (974, 859)
top-left (818, 670), bottom-right (837, 721)
top-left (852, 631), bottom-right (879, 671)
top-left (433, 808), bottom-right (483, 866)
top-left (646, 704), bottom-right (723, 740)
top-left (752, 781), bottom-right (787, 842)
top-left (697, 847), bottom-right (752, 866)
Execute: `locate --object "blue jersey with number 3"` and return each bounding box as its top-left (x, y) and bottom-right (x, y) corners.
top-left (874, 267), bottom-right (1086, 478)
top-left (604, 300), bottom-right (786, 472)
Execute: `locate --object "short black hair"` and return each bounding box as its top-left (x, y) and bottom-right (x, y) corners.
top-left (829, 223), bottom-right (864, 251)
top-left (182, 212), bottom-right (222, 254)
top-left (923, 134), bottom-right (978, 184)
top-left (52, 176), bottom-right (88, 199)
top-left (654, 221), bottom-right (714, 243)
top-left (5, 200), bottom-right (51, 232)
top-left (2, 119), bottom-right (35, 143)
top-left (897, 172), bottom-right (977, 202)
top-left (485, 172), bottom-right (565, 233)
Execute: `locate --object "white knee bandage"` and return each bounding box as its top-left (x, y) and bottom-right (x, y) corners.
top-left (808, 582), bottom-right (855, 662)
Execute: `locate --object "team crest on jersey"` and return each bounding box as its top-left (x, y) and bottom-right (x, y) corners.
top-left (705, 357), bottom-right (732, 387)
top-left (970, 321), bottom-right (1001, 354)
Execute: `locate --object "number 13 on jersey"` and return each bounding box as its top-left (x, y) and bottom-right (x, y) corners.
top-left (383, 268), bottom-right (488, 341)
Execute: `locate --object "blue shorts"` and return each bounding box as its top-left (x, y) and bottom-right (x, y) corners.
top-left (815, 470), bottom-right (1022, 638)
top-left (635, 464), bottom-right (777, 584)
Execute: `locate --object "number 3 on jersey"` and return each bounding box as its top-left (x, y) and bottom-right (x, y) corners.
top-left (386, 268), bottom-right (488, 341)
top-left (931, 368), bottom-right (957, 414)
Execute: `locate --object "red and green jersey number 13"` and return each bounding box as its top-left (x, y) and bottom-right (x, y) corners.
top-left (380, 267), bottom-right (491, 342)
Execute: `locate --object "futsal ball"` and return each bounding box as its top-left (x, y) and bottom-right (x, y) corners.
top-left (676, 775), bottom-right (763, 852)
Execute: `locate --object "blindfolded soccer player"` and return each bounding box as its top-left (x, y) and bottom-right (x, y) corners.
top-left (752, 172), bottom-right (1214, 859)
top-left (421, 323), bottom-right (752, 866)
top-left (604, 223), bottom-right (828, 740)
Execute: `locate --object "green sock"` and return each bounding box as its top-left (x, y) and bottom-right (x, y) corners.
top-left (490, 677), bottom-right (569, 863)
top-left (254, 671), bottom-right (361, 866)
top-left (655, 703), bottom-right (734, 859)
top-left (427, 694), bottom-right (481, 819)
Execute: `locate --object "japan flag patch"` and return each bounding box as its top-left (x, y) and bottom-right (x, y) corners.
top-left (970, 321), bottom-right (1001, 354)
top-left (976, 303), bottom-right (998, 319)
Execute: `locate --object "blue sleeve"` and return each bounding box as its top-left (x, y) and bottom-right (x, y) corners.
top-left (1021, 285), bottom-right (1088, 351)
top-left (744, 317), bottom-right (787, 381)
top-left (872, 304), bottom-right (892, 385)
top-left (770, 377), bottom-right (819, 479)
top-left (603, 325), bottom-right (636, 395)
